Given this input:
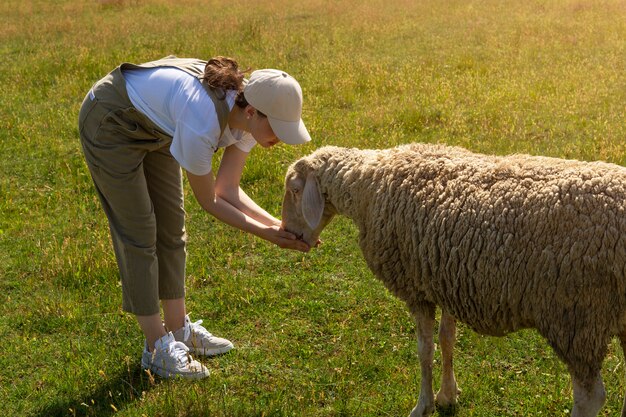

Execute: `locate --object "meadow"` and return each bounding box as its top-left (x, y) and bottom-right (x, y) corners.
top-left (1, 0), bottom-right (625, 415)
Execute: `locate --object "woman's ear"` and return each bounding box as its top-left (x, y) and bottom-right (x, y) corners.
top-left (245, 105), bottom-right (256, 119)
top-left (302, 172), bottom-right (324, 229)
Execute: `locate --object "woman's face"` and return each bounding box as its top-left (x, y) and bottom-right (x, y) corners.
top-left (248, 108), bottom-right (280, 148)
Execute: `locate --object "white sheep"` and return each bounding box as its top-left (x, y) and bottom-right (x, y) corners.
top-left (280, 143), bottom-right (626, 417)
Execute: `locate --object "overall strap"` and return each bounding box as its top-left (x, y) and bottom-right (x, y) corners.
top-left (120, 55), bottom-right (230, 138)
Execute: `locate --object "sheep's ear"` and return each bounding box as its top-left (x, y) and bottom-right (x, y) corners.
top-left (302, 172), bottom-right (324, 229)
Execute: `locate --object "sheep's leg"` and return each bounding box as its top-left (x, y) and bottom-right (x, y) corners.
top-left (409, 304), bottom-right (436, 417)
top-left (571, 372), bottom-right (606, 417)
top-left (619, 332), bottom-right (626, 417)
top-left (435, 311), bottom-right (460, 408)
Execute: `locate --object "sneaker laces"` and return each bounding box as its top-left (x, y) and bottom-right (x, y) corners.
top-left (155, 340), bottom-right (191, 365)
top-left (183, 317), bottom-right (214, 343)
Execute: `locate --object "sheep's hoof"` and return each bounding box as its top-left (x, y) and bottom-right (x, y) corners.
top-left (409, 402), bottom-right (435, 417)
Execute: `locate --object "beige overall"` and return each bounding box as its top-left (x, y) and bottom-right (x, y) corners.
top-left (78, 56), bottom-right (228, 315)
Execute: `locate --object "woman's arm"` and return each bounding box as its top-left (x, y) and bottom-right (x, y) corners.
top-left (214, 145), bottom-right (281, 227)
top-left (186, 162), bottom-right (309, 252)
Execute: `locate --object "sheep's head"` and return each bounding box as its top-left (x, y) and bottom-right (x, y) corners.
top-left (281, 160), bottom-right (335, 248)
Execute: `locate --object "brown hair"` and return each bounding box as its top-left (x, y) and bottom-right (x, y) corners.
top-left (202, 56), bottom-right (247, 100)
top-left (202, 56), bottom-right (265, 116)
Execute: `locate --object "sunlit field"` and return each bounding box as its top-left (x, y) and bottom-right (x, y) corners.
top-left (1, 0), bottom-right (625, 416)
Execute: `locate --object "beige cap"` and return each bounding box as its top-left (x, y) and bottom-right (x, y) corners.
top-left (244, 69), bottom-right (311, 145)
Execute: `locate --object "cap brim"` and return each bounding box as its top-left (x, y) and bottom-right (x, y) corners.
top-left (268, 117), bottom-right (311, 145)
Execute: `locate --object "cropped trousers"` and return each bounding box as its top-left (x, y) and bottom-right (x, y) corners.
top-left (78, 67), bottom-right (186, 316)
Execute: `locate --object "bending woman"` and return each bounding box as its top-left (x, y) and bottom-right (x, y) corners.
top-left (78, 55), bottom-right (311, 379)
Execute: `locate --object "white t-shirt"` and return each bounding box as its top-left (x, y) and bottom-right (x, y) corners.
top-left (123, 65), bottom-right (256, 175)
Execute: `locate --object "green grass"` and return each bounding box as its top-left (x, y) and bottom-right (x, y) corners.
top-left (1, 0), bottom-right (626, 415)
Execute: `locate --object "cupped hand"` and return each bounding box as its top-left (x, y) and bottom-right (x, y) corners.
top-left (265, 225), bottom-right (311, 252)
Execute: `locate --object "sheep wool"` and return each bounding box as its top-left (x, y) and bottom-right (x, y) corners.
top-left (281, 143), bottom-right (626, 417)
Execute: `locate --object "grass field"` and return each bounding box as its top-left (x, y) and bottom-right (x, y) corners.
top-left (1, 0), bottom-right (626, 416)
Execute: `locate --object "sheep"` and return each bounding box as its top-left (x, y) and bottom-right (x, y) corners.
top-left (280, 143), bottom-right (626, 417)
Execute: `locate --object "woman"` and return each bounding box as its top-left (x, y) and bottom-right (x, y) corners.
top-left (78, 55), bottom-right (311, 379)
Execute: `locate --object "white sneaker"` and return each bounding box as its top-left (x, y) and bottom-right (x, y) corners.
top-left (141, 332), bottom-right (210, 379)
top-left (173, 315), bottom-right (234, 356)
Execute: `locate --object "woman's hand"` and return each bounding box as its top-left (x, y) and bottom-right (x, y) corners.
top-left (264, 225), bottom-right (311, 252)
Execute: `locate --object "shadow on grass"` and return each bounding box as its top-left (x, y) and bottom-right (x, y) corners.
top-left (33, 362), bottom-right (156, 417)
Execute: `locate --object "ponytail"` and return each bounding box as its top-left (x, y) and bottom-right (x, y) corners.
top-left (202, 56), bottom-right (248, 99)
